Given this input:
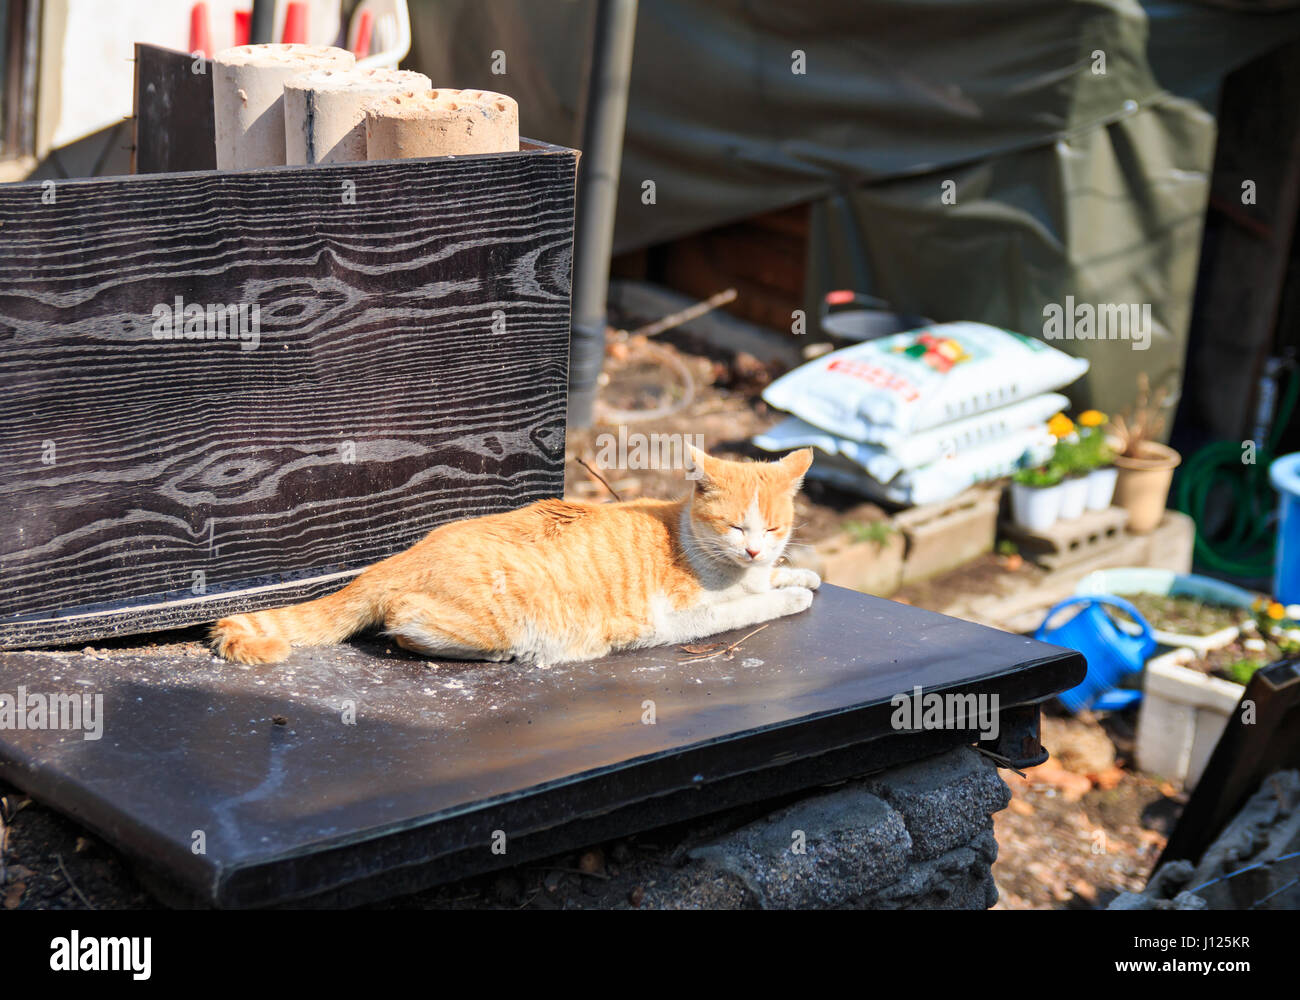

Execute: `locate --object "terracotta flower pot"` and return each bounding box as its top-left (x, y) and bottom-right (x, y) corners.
top-left (1113, 441), bottom-right (1181, 534)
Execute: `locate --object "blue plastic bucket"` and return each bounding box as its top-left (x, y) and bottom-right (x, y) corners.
top-left (1271, 452), bottom-right (1300, 605)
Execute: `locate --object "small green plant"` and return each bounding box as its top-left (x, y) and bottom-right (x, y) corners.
top-left (1076, 427), bottom-right (1114, 472)
top-left (1250, 598), bottom-right (1300, 650)
top-left (1052, 437), bottom-right (1089, 477)
top-left (844, 519), bottom-right (895, 546)
top-left (1225, 658), bottom-right (1263, 686)
top-left (1012, 463), bottom-right (1065, 488)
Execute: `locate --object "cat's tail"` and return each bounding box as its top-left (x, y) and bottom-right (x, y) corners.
top-left (210, 574), bottom-right (383, 665)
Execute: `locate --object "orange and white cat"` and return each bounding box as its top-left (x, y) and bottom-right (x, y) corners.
top-left (210, 446), bottom-right (820, 667)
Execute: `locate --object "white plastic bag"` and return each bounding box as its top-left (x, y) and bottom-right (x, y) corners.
top-left (754, 392), bottom-right (1068, 482)
top-left (804, 425), bottom-right (1057, 506)
top-left (762, 322), bottom-right (1088, 445)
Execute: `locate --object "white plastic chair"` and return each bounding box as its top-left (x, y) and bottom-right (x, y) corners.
top-left (348, 0), bottom-right (412, 69)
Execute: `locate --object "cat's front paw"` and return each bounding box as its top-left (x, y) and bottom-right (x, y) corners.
top-left (772, 585), bottom-right (814, 616)
top-left (772, 567), bottom-right (821, 591)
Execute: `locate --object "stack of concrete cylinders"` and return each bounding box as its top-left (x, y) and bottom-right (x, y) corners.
top-left (364, 89), bottom-right (520, 160)
top-left (212, 44), bottom-right (355, 169)
top-left (283, 67), bottom-right (433, 165)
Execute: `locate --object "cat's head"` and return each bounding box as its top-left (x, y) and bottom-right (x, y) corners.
top-left (685, 446), bottom-right (813, 568)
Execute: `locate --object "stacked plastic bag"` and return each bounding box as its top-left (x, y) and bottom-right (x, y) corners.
top-left (754, 322), bottom-right (1089, 506)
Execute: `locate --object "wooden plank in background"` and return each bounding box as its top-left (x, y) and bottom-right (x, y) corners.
top-left (0, 146), bottom-right (577, 647)
top-left (132, 43), bottom-right (218, 175)
top-left (1182, 39), bottom-right (1300, 441)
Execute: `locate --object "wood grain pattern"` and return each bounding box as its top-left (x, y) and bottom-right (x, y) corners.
top-left (0, 146), bottom-right (577, 647)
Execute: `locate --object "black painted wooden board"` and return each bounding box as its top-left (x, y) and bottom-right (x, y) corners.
top-left (132, 44), bottom-right (218, 175)
top-left (0, 585), bottom-right (1086, 907)
top-left (0, 145), bottom-right (577, 647)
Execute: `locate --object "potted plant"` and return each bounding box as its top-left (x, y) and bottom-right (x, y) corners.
top-left (1110, 374), bottom-right (1180, 534)
top-left (1010, 461), bottom-right (1067, 531)
top-left (1048, 413), bottom-right (1089, 521)
top-left (1137, 595), bottom-right (1300, 788)
top-left (1077, 409), bottom-right (1118, 511)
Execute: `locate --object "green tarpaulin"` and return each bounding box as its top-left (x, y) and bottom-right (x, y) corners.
top-left (407, 0), bottom-right (1300, 417)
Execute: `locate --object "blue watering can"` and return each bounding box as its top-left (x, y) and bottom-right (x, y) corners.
top-left (1034, 595), bottom-right (1157, 713)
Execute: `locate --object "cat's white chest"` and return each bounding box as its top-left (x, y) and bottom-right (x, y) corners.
top-left (698, 565), bottom-right (771, 605)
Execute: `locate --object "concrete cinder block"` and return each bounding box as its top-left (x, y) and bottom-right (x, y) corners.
top-left (815, 530), bottom-right (905, 597)
top-left (897, 488), bottom-right (999, 585)
top-left (1145, 510), bottom-right (1196, 574)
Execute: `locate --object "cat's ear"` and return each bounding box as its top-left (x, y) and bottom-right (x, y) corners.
top-left (779, 448), bottom-right (813, 489)
top-left (686, 445), bottom-right (718, 490)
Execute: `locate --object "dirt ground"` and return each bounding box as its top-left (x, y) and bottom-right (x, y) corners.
top-left (0, 333), bottom-right (1175, 910)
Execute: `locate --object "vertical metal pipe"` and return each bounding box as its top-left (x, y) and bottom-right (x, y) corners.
top-left (567, 0), bottom-right (638, 429)
top-left (249, 0), bottom-right (277, 45)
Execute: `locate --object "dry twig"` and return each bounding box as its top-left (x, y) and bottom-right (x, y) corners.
top-left (678, 623), bottom-right (770, 663)
top-left (55, 853), bottom-right (95, 910)
top-left (575, 456), bottom-right (622, 501)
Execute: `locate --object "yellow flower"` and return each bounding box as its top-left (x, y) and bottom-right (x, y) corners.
top-left (1269, 601), bottom-right (1286, 620)
top-left (1048, 413), bottom-right (1075, 439)
top-left (1079, 410), bottom-right (1107, 428)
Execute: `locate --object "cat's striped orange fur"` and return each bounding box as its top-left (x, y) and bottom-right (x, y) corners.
top-left (210, 446), bottom-right (819, 667)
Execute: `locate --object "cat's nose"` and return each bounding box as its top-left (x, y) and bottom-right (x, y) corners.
top-left (745, 547), bottom-right (760, 559)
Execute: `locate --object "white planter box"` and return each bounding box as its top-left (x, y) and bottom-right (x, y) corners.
top-left (1135, 649), bottom-right (1244, 789)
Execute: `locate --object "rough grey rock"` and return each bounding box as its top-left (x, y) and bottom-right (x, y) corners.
top-left (858, 829), bottom-right (1001, 909)
top-left (864, 747), bottom-right (1010, 861)
top-left (1108, 769), bottom-right (1300, 910)
top-left (641, 747), bottom-right (1010, 909)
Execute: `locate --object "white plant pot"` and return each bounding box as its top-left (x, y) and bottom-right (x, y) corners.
top-left (1058, 475), bottom-right (1089, 520)
top-left (1010, 481), bottom-right (1063, 532)
top-left (1136, 650), bottom-right (1244, 789)
top-left (1086, 465), bottom-right (1118, 511)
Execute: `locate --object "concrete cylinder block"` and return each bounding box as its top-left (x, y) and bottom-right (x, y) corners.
top-left (364, 88), bottom-right (520, 161)
top-left (213, 43), bottom-right (355, 170)
top-left (284, 67), bottom-right (433, 165)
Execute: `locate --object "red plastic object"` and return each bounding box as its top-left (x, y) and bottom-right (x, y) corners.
top-left (189, 2), bottom-right (212, 57)
top-left (234, 10), bottom-right (251, 47)
top-left (282, 2), bottom-right (309, 44)
top-left (352, 9), bottom-right (374, 57)
top-left (825, 290), bottom-right (856, 306)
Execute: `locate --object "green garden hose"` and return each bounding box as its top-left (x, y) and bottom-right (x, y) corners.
top-left (1173, 363), bottom-right (1300, 579)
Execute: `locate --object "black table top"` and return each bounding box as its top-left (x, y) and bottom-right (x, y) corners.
top-left (0, 584), bottom-right (1083, 907)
